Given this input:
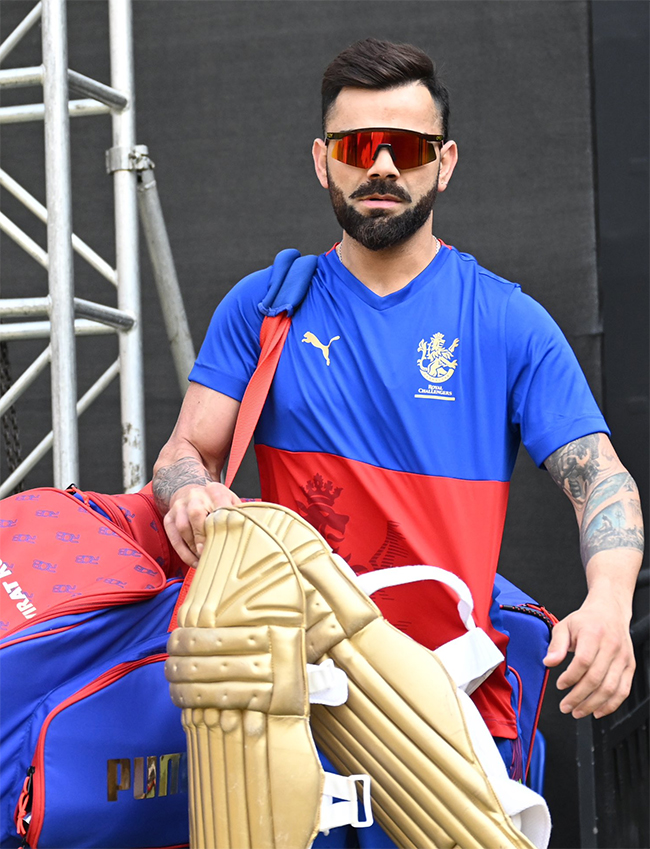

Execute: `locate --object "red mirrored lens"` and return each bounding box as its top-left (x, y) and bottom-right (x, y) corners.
top-left (329, 130), bottom-right (437, 169)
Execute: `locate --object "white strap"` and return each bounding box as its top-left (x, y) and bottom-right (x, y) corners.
top-left (455, 689), bottom-right (551, 849)
top-left (355, 564), bottom-right (476, 629)
top-left (307, 659), bottom-right (348, 706)
top-left (319, 772), bottom-right (373, 832)
top-left (433, 628), bottom-right (504, 694)
top-left (354, 564), bottom-right (504, 690)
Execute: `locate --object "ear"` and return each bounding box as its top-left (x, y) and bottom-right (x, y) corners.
top-left (312, 138), bottom-right (329, 188)
top-left (436, 140), bottom-right (458, 193)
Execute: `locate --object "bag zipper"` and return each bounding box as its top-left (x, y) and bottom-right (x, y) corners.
top-left (67, 486), bottom-right (131, 533)
top-left (80, 487), bottom-right (182, 581)
top-left (15, 653), bottom-right (167, 848)
top-left (3, 586), bottom-right (166, 639)
top-left (499, 602), bottom-right (558, 632)
top-left (1, 619), bottom-right (88, 651)
top-left (2, 579), bottom-right (183, 651)
top-left (127, 490), bottom-right (179, 575)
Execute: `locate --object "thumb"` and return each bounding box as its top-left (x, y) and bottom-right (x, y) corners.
top-left (544, 618), bottom-right (571, 667)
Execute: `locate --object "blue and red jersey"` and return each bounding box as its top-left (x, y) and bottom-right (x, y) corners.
top-left (190, 244), bottom-right (609, 737)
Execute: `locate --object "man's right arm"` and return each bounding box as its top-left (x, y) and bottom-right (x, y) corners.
top-left (153, 381), bottom-right (242, 567)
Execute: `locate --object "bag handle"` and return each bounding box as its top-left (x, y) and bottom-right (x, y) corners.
top-left (224, 313), bottom-right (291, 488)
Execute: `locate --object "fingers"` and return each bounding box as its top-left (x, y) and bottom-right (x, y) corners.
top-left (593, 663), bottom-right (636, 718)
top-left (165, 482), bottom-right (241, 567)
top-left (550, 614), bottom-right (635, 719)
top-left (164, 512), bottom-right (200, 568)
top-left (558, 641), bottom-right (635, 718)
top-left (543, 619), bottom-right (572, 668)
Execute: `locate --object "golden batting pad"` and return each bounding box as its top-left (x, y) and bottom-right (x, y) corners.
top-left (240, 502), bottom-right (535, 849)
top-left (165, 508), bottom-right (323, 849)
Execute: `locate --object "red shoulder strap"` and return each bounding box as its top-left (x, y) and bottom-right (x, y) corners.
top-left (168, 313), bottom-right (291, 631)
top-left (224, 313), bottom-right (292, 489)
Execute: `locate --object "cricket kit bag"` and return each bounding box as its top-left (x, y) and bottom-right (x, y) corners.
top-left (0, 493), bottom-right (555, 849)
top-left (0, 486), bottom-right (190, 849)
top-left (493, 575), bottom-right (558, 793)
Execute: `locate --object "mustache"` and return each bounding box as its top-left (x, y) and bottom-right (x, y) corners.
top-left (349, 180), bottom-right (412, 203)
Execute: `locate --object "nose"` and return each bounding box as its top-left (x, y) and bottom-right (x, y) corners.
top-left (367, 145), bottom-right (400, 179)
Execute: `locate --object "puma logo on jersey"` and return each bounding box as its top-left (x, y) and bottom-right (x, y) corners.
top-left (302, 332), bottom-right (340, 366)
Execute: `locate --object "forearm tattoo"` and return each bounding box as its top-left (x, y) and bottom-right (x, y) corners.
top-left (546, 436), bottom-right (644, 565)
top-left (152, 456), bottom-right (215, 513)
top-left (580, 474), bottom-right (644, 563)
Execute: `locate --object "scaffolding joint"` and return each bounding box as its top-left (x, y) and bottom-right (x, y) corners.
top-left (105, 144), bottom-right (154, 174)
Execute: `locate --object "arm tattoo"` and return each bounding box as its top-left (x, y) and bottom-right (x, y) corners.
top-left (546, 437), bottom-right (644, 565)
top-left (580, 476), bottom-right (644, 563)
top-left (544, 434), bottom-right (607, 504)
top-left (153, 456), bottom-right (215, 513)
top-left (582, 472), bottom-right (629, 526)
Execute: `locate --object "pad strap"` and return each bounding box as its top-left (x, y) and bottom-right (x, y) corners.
top-left (356, 564), bottom-right (476, 628)
top-left (355, 564), bottom-right (504, 693)
top-left (307, 659), bottom-right (348, 706)
top-left (320, 773), bottom-right (373, 832)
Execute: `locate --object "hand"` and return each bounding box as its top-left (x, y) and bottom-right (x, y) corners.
top-left (543, 594), bottom-right (636, 719)
top-left (163, 482), bottom-right (241, 568)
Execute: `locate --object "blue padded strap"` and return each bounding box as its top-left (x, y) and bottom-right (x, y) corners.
top-left (259, 249), bottom-right (319, 317)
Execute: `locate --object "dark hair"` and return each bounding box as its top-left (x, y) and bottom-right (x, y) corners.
top-left (321, 38), bottom-right (450, 140)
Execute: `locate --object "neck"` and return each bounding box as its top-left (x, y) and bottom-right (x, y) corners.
top-left (338, 224), bottom-right (439, 296)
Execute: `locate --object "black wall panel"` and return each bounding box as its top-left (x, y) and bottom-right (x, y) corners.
top-left (2, 3), bottom-right (642, 846)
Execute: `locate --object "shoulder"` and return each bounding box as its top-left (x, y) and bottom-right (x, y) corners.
top-left (218, 264), bottom-right (274, 318)
top-left (199, 263), bottom-right (276, 355)
top-left (445, 246), bottom-right (563, 334)
top-left (445, 246), bottom-right (521, 299)
top-left (221, 249), bottom-right (327, 318)
top-left (505, 287), bottom-right (567, 347)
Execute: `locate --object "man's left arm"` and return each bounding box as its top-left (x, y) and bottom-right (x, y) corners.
top-left (543, 432), bottom-right (644, 718)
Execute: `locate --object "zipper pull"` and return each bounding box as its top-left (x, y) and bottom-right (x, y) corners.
top-left (16, 765), bottom-right (35, 839)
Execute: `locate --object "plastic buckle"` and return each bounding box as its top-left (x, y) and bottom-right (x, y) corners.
top-left (320, 772), bottom-right (373, 832)
top-left (349, 774), bottom-right (373, 828)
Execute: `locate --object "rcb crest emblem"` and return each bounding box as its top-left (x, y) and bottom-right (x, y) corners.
top-left (417, 333), bottom-right (460, 383)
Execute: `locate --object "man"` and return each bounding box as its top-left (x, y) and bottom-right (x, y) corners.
top-left (154, 37), bottom-right (642, 769)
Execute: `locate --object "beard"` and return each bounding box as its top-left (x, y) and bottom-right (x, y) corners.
top-left (327, 169), bottom-right (439, 251)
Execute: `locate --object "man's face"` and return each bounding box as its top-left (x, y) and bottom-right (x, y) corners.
top-left (325, 161), bottom-right (440, 252)
top-left (312, 82), bottom-right (458, 251)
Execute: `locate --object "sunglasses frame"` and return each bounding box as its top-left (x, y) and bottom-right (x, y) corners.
top-left (325, 127), bottom-right (445, 170)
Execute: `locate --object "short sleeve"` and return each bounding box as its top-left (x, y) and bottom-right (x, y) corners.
top-left (506, 288), bottom-right (610, 467)
top-left (188, 267), bottom-right (271, 401)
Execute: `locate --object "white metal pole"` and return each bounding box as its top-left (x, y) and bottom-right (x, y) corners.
top-left (0, 99), bottom-right (111, 124)
top-left (0, 3), bottom-right (42, 65)
top-left (41, 0), bottom-right (78, 488)
top-left (137, 165), bottom-right (196, 394)
top-left (0, 359), bottom-right (120, 500)
top-left (108, 0), bottom-right (146, 492)
top-left (0, 168), bottom-right (118, 284)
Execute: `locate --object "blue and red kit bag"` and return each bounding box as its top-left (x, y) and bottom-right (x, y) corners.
top-left (0, 487), bottom-right (189, 848)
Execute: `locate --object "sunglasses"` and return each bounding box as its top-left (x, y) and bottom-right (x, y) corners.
top-left (325, 127), bottom-right (445, 170)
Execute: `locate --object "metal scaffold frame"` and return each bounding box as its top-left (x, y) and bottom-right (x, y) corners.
top-left (0, 0), bottom-right (195, 497)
